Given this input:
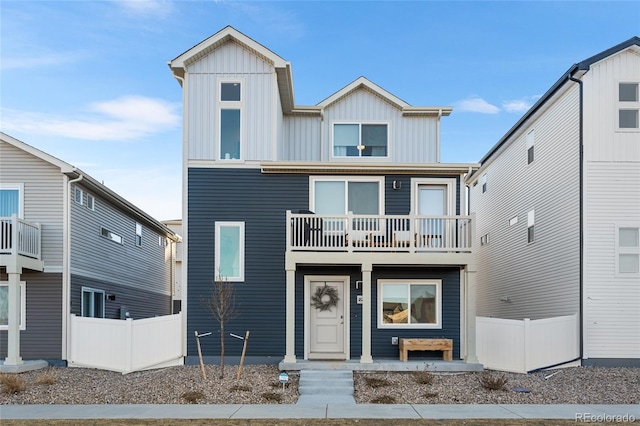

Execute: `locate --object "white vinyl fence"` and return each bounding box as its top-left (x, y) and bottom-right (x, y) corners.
top-left (68, 313), bottom-right (184, 374)
top-left (476, 313), bottom-right (579, 373)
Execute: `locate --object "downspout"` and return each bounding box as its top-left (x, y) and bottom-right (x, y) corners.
top-left (569, 74), bottom-right (584, 364)
top-left (63, 173), bottom-right (83, 362)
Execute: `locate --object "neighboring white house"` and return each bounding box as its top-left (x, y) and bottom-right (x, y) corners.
top-left (467, 37), bottom-right (640, 368)
top-left (163, 219), bottom-right (183, 313)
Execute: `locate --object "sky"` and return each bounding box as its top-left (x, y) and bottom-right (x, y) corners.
top-left (1, 1), bottom-right (638, 221)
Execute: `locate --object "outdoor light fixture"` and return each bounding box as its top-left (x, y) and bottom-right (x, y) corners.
top-left (357, 145), bottom-right (365, 151)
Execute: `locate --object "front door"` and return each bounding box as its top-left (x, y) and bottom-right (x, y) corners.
top-left (307, 278), bottom-right (348, 360)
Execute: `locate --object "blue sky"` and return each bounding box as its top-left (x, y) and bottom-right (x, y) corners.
top-left (1, 1), bottom-right (638, 221)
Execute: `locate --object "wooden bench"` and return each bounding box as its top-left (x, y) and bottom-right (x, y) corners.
top-left (399, 338), bottom-right (453, 362)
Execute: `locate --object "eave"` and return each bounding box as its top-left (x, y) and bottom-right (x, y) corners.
top-left (261, 161), bottom-right (479, 175)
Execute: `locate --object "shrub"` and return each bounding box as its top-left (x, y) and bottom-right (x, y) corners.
top-left (261, 391), bottom-right (282, 402)
top-left (0, 374), bottom-right (26, 394)
top-left (35, 368), bottom-right (57, 385)
top-left (413, 370), bottom-right (434, 385)
top-left (364, 376), bottom-right (390, 388)
top-left (479, 372), bottom-right (508, 391)
top-left (181, 390), bottom-right (205, 403)
top-left (371, 395), bottom-right (396, 404)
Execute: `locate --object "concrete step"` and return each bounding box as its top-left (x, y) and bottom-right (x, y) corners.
top-left (299, 369), bottom-right (353, 379)
top-left (296, 394), bottom-right (356, 405)
top-left (299, 384), bottom-right (354, 395)
top-left (297, 370), bottom-right (355, 405)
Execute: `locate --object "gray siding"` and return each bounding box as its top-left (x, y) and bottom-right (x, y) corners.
top-left (471, 85), bottom-right (581, 320)
top-left (0, 141), bottom-right (64, 270)
top-left (0, 272), bottom-right (62, 360)
top-left (70, 183), bottom-right (172, 298)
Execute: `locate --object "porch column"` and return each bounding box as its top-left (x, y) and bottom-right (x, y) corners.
top-left (464, 268), bottom-right (479, 363)
top-left (360, 263), bottom-right (373, 363)
top-left (283, 268), bottom-right (296, 363)
top-left (5, 270), bottom-right (23, 366)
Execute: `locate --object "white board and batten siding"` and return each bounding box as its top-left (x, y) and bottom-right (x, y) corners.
top-left (0, 140), bottom-right (64, 270)
top-left (185, 41), bottom-right (278, 162)
top-left (582, 48), bottom-right (640, 359)
top-left (471, 85), bottom-right (581, 320)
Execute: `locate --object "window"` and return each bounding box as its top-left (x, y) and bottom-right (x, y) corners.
top-left (481, 174), bottom-right (487, 193)
top-left (311, 177), bottom-right (383, 215)
top-left (509, 216), bottom-right (518, 226)
top-left (526, 129), bottom-right (535, 164)
top-left (219, 81), bottom-right (242, 160)
top-left (0, 185), bottom-right (22, 217)
top-left (618, 82), bottom-right (639, 129)
top-left (74, 187), bottom-right (83, 205)
top-left (135, 223), bottom-right (142, 247)
top-left (101, 227), bottom-right (123, 244)
top-left (0, 281), bottom-right (26, 330)
top-left (527, 210), bottom-right (535, 243)
top-left (333, 123), bottom-right (388, 157)
top-left (378, 280), bottom-right (441, 328)
top-left (87, 194), bottom-right (95, 211)
top-left (617, 226), bottom-right (639, 275)
top-left (81, 287), bottom-right (105, 318)
top-left (215, 222), bottom-right (245, 282)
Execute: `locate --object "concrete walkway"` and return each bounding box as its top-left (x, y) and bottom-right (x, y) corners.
top-left (1, 404), bottom-right (638, 420)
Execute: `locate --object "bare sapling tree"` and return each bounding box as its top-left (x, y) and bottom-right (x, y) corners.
top-left (203, 272), bottom-right (238, 378)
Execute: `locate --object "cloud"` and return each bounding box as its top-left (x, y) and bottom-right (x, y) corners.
top-left (1, 51), bottom-right (82, 70)
top-left (502, 95), bottom-right (541, 113)
top-left (454, 97), bottom-right (500, 114)
top-left (1, 96), bottom-right (180, 141)
top-left (114, 0), bottom-right (174, 18)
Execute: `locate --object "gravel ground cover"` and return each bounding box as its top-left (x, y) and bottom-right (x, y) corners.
top-left (1, 365), bottom-right (638, 405)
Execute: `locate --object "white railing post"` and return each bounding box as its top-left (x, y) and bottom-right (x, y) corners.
top-left (11, 214), bottom-right (18, 256)
top-left (347, 211), bottom-right (353, 252)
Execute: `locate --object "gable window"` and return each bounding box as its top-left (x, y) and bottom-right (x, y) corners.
top-left (618, 82), bottom-right (639, 129)
top-left (82, 287), bottom-right (105, 318)
top-left (333, 123), bottom-right (388, 157)
top-left (617, 226), bottom-right (639, 275)
top-left (527, 210), bottom-right (535, 243)
top-left (87, 194), bottom-right (95, 211)
top-left (378, 279), bottom-right (441, 329)
top-left (75, 187), bottom-right (83, 205)
top-left (526, 129), bottom-right (535, 164)
top-left (215, 222), bottom-right (245, 282)
top-left (219, 81), bottom-right (242, 160)
top-left (0, 281), bottom-right (26, 330)
top-left (101, 227), bottom-right (123, 245)
top-left (135, 223), bottom-right (142, 247)
top-left (0, 185), bottom-right (22, 217)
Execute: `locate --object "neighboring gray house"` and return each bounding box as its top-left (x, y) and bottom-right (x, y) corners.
top-left (163, 219), bottom-right (183, 314)
top-left (467, 37), bottom-right (640, 367)
top-left (0, 132), bottom-right (180, 368)
top-left (168, 26), bottom-right (481, 367)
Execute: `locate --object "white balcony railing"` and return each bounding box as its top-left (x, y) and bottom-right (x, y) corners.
top-left (0, 214), bottom-right (42, 260)
top-left (287, 211), bottom-right (473, 253)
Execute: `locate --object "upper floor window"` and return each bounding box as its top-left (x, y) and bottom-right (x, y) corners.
top-left (311, 177), bottom-right (383, 215)
top-left (215, 222), bottom-right (245, 282)
top-left (526, 129), bottom-right (535, 164)
top-left (481, 173), bottom-right (487, 193)
top-left (75, 187), bottom-right (83, 205)
top-left (101, 227), bottom-right (123, 245)
top-left (86, 194), bottom-right (95, 211)
top-left (333, 123), bottom-right (388, 157)
top-left (135, 223), bottom-right (142, 247)
top-left (618, 82), bottom-right (639, 129)
top-left (0, 185), bottom-right (22, 217)
top-left (617, 226), bottom-right (639, 275)
top-left (219, 81), bottom-right (242, 160)
top-left (527, 210), bottom-right (535, 244)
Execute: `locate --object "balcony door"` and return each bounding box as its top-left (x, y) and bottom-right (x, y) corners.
top-left (413, 179), bottom-right (456, 249)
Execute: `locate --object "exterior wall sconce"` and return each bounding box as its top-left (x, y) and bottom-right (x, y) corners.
top-left (106, 294), bottom-right (116, 301)
top-left (392, 180), bottom-right (402, 190)
top-left (357, 145), bottom-right (365, 152)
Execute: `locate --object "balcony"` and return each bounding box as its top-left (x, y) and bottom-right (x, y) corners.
top-left (286, 211), bottom-right (473, 254)
top-left (0, 215), bottom-right (44, 272)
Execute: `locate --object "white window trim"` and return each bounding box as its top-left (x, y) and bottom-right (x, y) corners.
top-left (377, 279), bottom-right (442, 329)
top-left (100, 226), bottom-right (123, 245)
top-left (309, 176), bottom-right (385, 214)
top-left (217, 79), bottom-right (244, 161)
top-left (527, 210), bottom-right (535, 244)
top-left (0, 281), bottom-right (26, 330)
top-left (481, 173), bottom-right (487, 193)
top-left (0, 183), bottom-right (24, 218)
top-left (615, 224), bottom-right (640, 277)
top-left (86, 194), bottom-right (95, 211)
top-left (330, 121), bottom-right (391, 160)
top-left (526, 129), bottom-right (535, 165)
top-left (215, 221), bottom-right (245, 282)
top-left (616, 81), bottom-right (640, 132)
top-left (135, 223), bottom-right (142, 247)
top-left (75, 187), bottom-right (84, 205)
top-left (411, 178), bottom-right (457, 215)
top-left (81, 286), bottom-right (105, 318)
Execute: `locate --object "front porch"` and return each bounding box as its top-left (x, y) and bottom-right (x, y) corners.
top-left (279, 358), bottom-right (483, 373)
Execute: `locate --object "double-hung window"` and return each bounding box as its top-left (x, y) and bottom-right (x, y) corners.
top-left (527, 210), bottom-right (535, 243)
top-left (526, 129), bottom-right (535, 164)
top-left (75, 187), bottom-right (83, 205)
top-left (219, 81), bottom-right (242, 160)
top-left (333, 123), bottom-right (388, 157)
top-left (215, 222), bottom-right (245, 282)
top-left (617, 226), bottom-right (639, 275)
top-left (378, 279), bottom-right (442, 328)
top-left (0, 281), bottom-right (26, 330)
top-left (81, 287), bottom-right (105, 318)
top-left (618, 82), bottom-right (639, 129)
top-left (135, 223), bottom-right (142, 247)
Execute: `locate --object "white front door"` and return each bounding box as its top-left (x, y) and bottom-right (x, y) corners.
top-left (307, 278), bottom-right (348, 360)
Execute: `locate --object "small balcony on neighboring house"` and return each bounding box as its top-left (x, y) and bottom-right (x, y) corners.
top-left (286, 211), bottom-right (475, 266)
top-left (0, 214), bottom-right (44, 272)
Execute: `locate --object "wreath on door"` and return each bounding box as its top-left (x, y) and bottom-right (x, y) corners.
top-left (311, 284), bottom-right (339, 312)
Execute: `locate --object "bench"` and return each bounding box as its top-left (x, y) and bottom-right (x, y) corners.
top-left (399, 338), bottom-right (453, 362)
